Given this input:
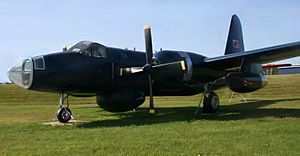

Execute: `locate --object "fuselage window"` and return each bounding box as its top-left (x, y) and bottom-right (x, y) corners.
top-left (33, 56), bottom-right (45, 70)
top-left (120, 52), bottom-right (128, 59)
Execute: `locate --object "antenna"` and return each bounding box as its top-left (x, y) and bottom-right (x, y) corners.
top-left (63, 45), bottom-right (68, 52)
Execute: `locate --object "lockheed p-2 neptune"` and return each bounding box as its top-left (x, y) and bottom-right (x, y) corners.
top-left (7, 15), bottom-right (300, 123)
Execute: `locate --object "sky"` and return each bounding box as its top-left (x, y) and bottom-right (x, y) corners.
top-left (1, 0), bottom-right (300, 82)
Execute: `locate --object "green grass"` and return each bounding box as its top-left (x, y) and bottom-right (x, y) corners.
top-left (0, 74), bottom-right (300, 155)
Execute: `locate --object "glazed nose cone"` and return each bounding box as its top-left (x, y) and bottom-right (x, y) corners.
top-left (7, 58), bottom-right (33, 89)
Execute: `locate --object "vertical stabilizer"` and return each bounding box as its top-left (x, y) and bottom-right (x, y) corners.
top-left (225, 15), bottom-right (244, 55)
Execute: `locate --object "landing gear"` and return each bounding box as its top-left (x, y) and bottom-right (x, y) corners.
top-left (195, 82), bottom-right (220, 114)
top-left (202, 92), bottom-right (219, 113)
top-left (57, 107), bottom-right (72, 123)
top-left (56, 92), bottom-right (72, 123)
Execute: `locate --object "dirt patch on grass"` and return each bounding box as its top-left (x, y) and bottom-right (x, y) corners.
top-left (41, 119), bottom-right (85, 126)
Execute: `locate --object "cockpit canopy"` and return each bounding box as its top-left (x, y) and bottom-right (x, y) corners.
top-left (68, 41), bottom-right (107, 58)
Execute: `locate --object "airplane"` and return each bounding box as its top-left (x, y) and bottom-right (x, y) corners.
top-left (7, 15), bottom-right (300, 123)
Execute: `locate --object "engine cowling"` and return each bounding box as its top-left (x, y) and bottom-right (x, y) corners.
top-left (96, 88), bottom-right (145, 112)
top-left (226, 72), bottom-right (268, 93)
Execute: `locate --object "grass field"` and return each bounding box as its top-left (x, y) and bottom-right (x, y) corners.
top-left (0, 74), bottom-right (299, 155)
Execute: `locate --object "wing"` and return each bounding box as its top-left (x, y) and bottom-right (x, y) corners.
top-left (119, 41), bottom-right (300, 82)
top-left (202, 41), bottom-right (300, 71)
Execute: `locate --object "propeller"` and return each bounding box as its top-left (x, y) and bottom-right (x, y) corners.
top-left (143, 25), bottom-right (155, 114)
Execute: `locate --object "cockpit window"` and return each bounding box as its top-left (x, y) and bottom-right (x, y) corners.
top-left (91, 44), bottom-right (107, 58)
top-left (81, 48), bottom-right (92, 57)
top-left (67, 41), bottom-right (91, 52)
top-left (81, 44), bottom-right (107, 58)
top-left (68, 41), bottom-right (108, 58)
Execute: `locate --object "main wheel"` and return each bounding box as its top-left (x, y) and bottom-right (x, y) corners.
top-left (57, 107), bottom-right (72, 123)
top-left (202, 92), bottom-right (219, 113)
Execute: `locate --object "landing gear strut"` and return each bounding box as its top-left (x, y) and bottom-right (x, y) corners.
top-left (56, 92), bottom-right (72, 123)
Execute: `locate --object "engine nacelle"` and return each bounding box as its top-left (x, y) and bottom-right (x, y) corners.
top-left (96, 88), bottom-right (145, 112)
top-left (226, 72), bottom-right (268, 93)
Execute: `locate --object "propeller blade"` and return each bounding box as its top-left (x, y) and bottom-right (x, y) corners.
top-left (144, 25), bottom-right (155, 114)
top-left (144, 25), bottom-right (153, 65)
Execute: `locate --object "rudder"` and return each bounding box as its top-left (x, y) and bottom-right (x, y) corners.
top-left (225, 15), bottom-right (244, 55)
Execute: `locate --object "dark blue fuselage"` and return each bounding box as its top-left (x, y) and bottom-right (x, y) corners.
top-left (8, 41), bottom-right (227, 96)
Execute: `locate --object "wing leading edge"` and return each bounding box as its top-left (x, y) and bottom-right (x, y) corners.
top-left (202, 41), bottom-right (300, 71)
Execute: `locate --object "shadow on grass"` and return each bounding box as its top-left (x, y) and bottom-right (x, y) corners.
top-left (78, 98), bottom-right (300, 128)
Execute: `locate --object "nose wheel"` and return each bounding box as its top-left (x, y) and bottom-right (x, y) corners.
top-left (57, 107), bottom-right (72, 123)
top-left (56, 92), bottom-right (73, 123)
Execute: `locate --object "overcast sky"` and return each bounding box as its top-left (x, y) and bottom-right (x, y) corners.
top-left (1, 0), bottom-right (300, 82)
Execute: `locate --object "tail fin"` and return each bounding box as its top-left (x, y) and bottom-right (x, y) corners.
top-left (225, 15), bottom-right (244, 55)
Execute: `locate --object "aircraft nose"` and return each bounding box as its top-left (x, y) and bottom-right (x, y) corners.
top-left (7, 58), bottom-right (34, 89)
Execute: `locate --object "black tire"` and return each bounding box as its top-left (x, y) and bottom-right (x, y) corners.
top-left (65, 107), bottom-right (72, 115)
top-left (202, 92), bottom-right (219, 113)
top-left (57, 107), bottom-right (72, 123)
